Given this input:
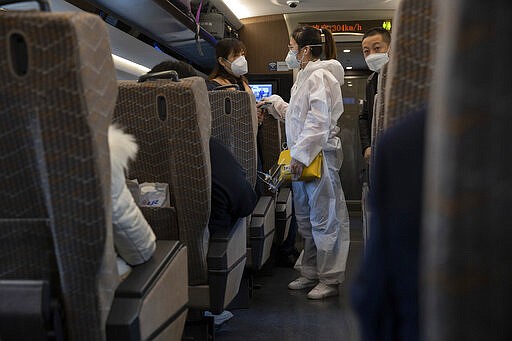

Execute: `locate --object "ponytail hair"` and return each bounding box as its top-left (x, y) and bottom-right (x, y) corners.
top-left (291, 25), bottom-right (337, 60)
top-left (322, 28), bottom-right (337, 60)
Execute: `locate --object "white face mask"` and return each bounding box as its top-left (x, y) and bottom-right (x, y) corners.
top-left (365, 52), bottom-right (389, 73)
top-left (226, 56), bottom-right (248, 77)
top-left (285, 50), bottom-right (300, 69)
top-left (286, 44), bottom-right (322, 69)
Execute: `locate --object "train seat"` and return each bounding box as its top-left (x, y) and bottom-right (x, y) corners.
top-left (208, 88), bottom-right (276, 270)
top-left (259, 109), bottom-right (285, 178)
top-left (383, 0), bottom-right (438, 129)
top-left (371, 63), bottom-right (389, 156)
top-left (274, 187), bottom-right (293, 245)
top-left (423, 0), bottom-right (512, 339)
top-left (258, 110), bottom-right (292, 245)
top-left (0, 9), bottom-right (188, 340)
top-left (112, 75), bottom-right (247, 315)
top-left (362, 63), bottom-right (389, 244)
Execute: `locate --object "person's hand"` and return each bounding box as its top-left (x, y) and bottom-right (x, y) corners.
top-left (262, 95), bottom-right (287, 120)
top-left (256, 102), bottom-right (265, 125)
top-left (364, 147), bottom-right (371, 161)
top-left (290, 158), bottom-right (305, 181)
top-left (257, 108), bottom-right (264, 125)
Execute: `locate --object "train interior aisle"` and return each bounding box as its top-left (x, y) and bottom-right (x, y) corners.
top-left (216, 216), bottom-right (363, 341)
top-left (0, 0), bottom-right (391, 340)
top-left (2, 0), bottom-right (510, 340)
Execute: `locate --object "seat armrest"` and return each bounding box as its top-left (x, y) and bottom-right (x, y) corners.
top-left (107, 241), bottom-right (188, 340)
top-left (205, 217), bottom-right (247, 313)
top-left (248, 196), bottom-right (275, 269)
top-left (252, 196), bottom-right (273, 217)
top-left (274, 187), bottom-right (292, 244)
top-left (207, 217), bottom-right (247, 270)
top-left (115, 240), bottom-right (183, 298)
top-left (0, 280), bottom-right (63, 340)
top-left (276, 188), bottom-right (292, 212)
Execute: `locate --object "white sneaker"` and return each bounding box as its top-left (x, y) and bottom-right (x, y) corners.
top-left (288, 276), bottom-right (317, 290)
top-left (306, 283), bottom-right (338, 299)
top-left (204, 310), bottom-right (234, 326)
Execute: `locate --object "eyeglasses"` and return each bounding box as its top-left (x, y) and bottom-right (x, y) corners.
top-left (288, 45), bottom-right (298, 51)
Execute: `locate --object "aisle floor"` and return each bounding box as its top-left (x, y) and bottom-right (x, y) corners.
top-left (216, 217), bottom-right (364, 341)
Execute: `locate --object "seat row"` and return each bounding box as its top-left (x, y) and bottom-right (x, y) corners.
top-left (0, 7), bottom-right (291, 341)
top-left (356, 0), bottom-right (512, 339)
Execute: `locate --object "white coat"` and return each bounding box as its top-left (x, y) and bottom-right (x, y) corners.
top-left (266, 59), bottom-right (350, 284)
top-left (109, 126), bottom-right (156, 277)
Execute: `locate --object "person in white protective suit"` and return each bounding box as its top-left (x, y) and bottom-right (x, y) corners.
top-left (262, 26), bottom-right (350, 299)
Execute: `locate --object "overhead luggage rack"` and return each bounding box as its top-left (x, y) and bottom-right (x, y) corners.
top-left (69, 0), bottom-right (218, 73)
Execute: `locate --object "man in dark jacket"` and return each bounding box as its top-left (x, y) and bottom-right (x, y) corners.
top-left (359, 27), bottom-right (392, 243)
top-left (358, 27), bottom-right (392, 161)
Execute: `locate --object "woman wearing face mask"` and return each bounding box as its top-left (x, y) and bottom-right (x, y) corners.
top-left (207, 38), bottom-right (251, 92)
top-left (208, 38), bottom-right (266, 196)
top-left (264, 26), bottom-right (350, 299)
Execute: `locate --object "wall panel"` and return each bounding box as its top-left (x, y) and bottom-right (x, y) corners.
top-left (240, 15), bottom-right (292, 75)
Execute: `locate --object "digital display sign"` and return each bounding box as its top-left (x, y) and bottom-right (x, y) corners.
top-left (302, 20), bottom-right (392, 34)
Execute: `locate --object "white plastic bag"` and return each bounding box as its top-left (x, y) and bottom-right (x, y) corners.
top-left (139, 182), bottom-right (170, 207)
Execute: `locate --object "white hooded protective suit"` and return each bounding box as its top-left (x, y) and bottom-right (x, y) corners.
top-left (268, 59), bottom-right (351, 284)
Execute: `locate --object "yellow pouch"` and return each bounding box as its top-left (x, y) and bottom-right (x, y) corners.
top-left (276, 149), bottom-right (322, 183)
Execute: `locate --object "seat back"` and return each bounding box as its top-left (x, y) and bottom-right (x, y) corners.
top-left (370, 63), bottom-right (389, 158)
top-left (258, 111), bottom-right (292, 245)
top-left (113, 77), bottom-right (211, 286)
top-left (0, 11), bottom-right (118, 340)
top-left (384, 0), bottom-right (438, 129)
top-left (208, 90), bottom-right (258, 187)
top-left (259, 111), bottom-right (284, 174)
top-left (208, 90), bottom-right (275, 269)
top-left (422, 0), bottom-right (512, 340)
top-left (114, 79), bottom-right (246, 313)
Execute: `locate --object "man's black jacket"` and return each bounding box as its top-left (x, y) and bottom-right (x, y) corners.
top-left (358, 72), bottom-right (379, 154)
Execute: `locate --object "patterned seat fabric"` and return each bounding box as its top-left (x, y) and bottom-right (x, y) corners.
top-left (384, 0), bottom-right (438, 129)
top-left (259, 112), bottom-right (284, 175)
top-left (370, 63), bottom-right (389, 158)
top-left (208, 90), bottom-right (258, 187)
top-left (114, 77), bottom-right (211, 286)
top-left (422, 0), bottom-right (512, 340)
top-left (208, 89), bottom-right (275, 269)
top-left (0, 11), bottom-right (118, 340)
